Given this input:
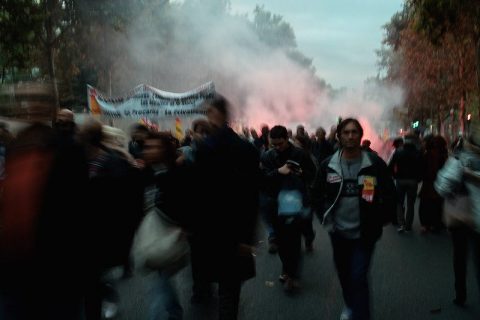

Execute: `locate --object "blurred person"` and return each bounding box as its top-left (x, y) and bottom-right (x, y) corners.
top-left (387, 137), bottom-right (404, 166)
top-left (261, 125), bottom-right (316, 293)
top-left (143, 131), bottom-right (191, 320)
top-left (0, 122), bottom-right (14, 189)
top-left (435, 122), bottom-right (480, 307)
top-left (0, 123), bottom-right (57, 320)
top-left (287, 128), bottom-right (294, 143)
top-left (102, 125), bottom-right (139, 280)
top-left (419, 135), bottom-right (448, 232)
top-left (327, 125), bottom-right (340, 151)
top-left (386, 137), bottom-right (405, 225)
top-left (191, 94), bottom-right (259, 319)
top-left (182, 129), bottom-right (193, 147)
top-left (176, 119), bottom-right (211, 167)
top-left (128, 123), bottom-right (150, 160)
top-left (260, 124), bottom-right (270, 149)
top-left (361, 140), bottom-right (377, 154)
top-left (315, 118), bottom-right (395, 320)
top-left (241, 126), bottom-right (252, 143)
top-left (40, 109), bottom-right (90, 319)
top-left (253, 125), bottom-right (270, 153)
top-left (296, 124), bottom-right (306, 138)
top-left (80, 119), bottom-right (144, 320)
top-left (250, 128), bottom-right (259, 141)
top-left (0, 108), bottom-right (90, 319)
top-left (388, 135), bottom-right (423, 233)
top-left (312, 127), bottom-right (334, 165)
top-left (294, 134), bottom-right (319, 253)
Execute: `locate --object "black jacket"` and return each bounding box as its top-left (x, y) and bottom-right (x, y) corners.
top-left (191, 125), bottom-right (260, 282)
top-left (260, 143), bottom-right (316, 206)
top-left (315, 150), bottom-right (396, 244)
top-left (388, 144), bottom-right (423, 181)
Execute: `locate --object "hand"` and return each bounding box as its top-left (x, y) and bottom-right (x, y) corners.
top-left (291, 167), bottom-right (303, 175)
top-left (134, 159), bottom-right (145, 169)
top-left (176, 154), bottom-right (185, 166)
top-left (238, 243), bottom-right (255, 257)
top-left (278, 164), bottom-right (292, 175)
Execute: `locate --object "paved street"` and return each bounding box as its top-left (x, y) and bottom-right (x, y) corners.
top-left (116, 220), bottom-right (480, 320)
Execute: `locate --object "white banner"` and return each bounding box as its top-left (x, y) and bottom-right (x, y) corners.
top-left (87, 82), bottom-right (215, 119)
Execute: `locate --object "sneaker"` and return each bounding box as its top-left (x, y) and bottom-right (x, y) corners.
top-left (283, 278), bottom-right (300, 294)
top-left (453, 297), bottom-right (466, 307)
top-left (340, 307), bottom-right (352, 320)
top-left (102, 301), bottom-right (118, 319)
top-left (397, 226), bottom-right (405, 233)
top-left (305, 240), bottom-right (314, 253)
top-left (190, 293), bottom-right (212, 305)
top-left (268, 239), bottom-right (278, 254)
top-left (278, 274), bottom-right (288, 283)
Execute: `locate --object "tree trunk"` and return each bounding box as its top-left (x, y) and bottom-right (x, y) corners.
top-left (476, 36), bottom-right (480, 119)
top-left (459, 91), bottom-right (466, 135)
top-left (459, 49), bottom-right (466, 135)
top-left (44, 0), bottom-right (59, 124)
top-left (437, 105), bottom-right (443, 135)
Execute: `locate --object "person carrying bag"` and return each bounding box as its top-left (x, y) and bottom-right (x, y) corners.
top-left (435, 122), bottom-right (480, 307)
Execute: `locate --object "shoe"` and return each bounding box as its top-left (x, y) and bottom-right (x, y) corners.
top-left (397, 226), bottom-right (405, 233)
top-left (453, 298), bottom-right (466, 307)
top-left (190, 293), bottom-right (212, 305)
top-left (283, 278), bottom-right (300, 294)
top-left (305, 242), bottom-right (314, 253)
top-left (121, 268), bottom-right (133, 280)
top-left (340, 307), bottom-right (352, 320)
top-left (102, 301), bottom-right (118, 319)
top-left (404, 227), bottom-right (412, 233)
top-left (268, 239), bottom-right (278, 254)
top-left (278, 274), bottom-right (288, 283)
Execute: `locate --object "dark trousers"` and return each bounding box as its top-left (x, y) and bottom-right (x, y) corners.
top-left (395, 179), bottom-right (418, 229)
top-left (301, 210), bottom-right (315, 246)
top-left (84, 270), bottom-right (119, 320)
top-left (189, 240), bottom-right (213, 300)
top-left (419, 198), bottom-right (444, 229)
top-left (218, 280), bottom-right (242, 320)
top-left (277, 216), bottom-right (303, 279)
top-left (259, 194), bottom-right (278, 240)
top-left (330, 233), bottom-right (375, 320)
top-left (450, 226), bottom-right (480, 302)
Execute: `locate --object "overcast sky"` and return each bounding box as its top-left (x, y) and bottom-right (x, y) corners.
top-left (230, 0), bottom-right (404, 89)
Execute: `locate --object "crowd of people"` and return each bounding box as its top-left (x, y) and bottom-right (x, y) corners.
top-left (0, 94), bottom-right (479, 320)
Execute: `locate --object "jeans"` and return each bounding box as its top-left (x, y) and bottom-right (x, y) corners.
top-left (395, 179), bottom-right (418, 229)
top-left (149, 272), bottom-right (183, 320)
top-left (330, 232), bottom-right (375, 320)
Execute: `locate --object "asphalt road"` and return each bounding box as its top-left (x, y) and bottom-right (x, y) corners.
top-left (115, 219), bottom-right (480, 320)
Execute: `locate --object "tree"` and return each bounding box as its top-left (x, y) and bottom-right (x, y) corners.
top-left (412, 0), bottom-right (480, 128)
top-left (0, 1), bottom-right (42, 82)
top-left (252, 5), bottom-right (315, 73)
top-left (379, 1), bottom-right (477, 136)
